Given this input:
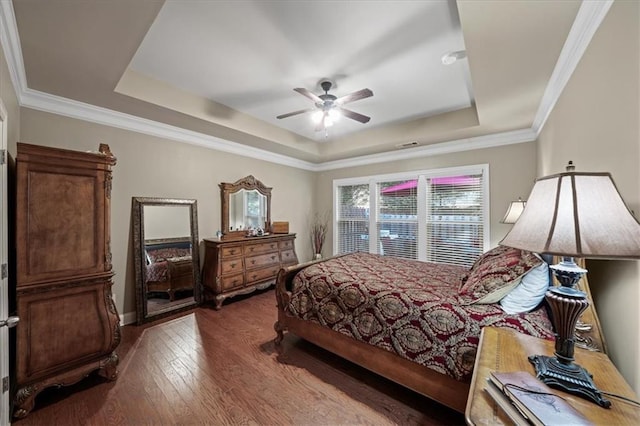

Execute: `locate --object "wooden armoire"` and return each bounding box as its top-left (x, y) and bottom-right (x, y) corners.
top-left (13, 143), bottom-right (120, 418)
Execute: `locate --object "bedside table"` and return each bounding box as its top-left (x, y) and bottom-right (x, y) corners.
top-left (465, 327), bottom-right (640, 425)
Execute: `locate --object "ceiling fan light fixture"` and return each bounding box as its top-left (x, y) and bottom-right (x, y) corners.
top-left (328, 109), bottom-right (341, 122)
top-left (323, 114), bottom-right (334, 128)
top-left (311, 110), bottom-right (324, 124)
top-left (278, 80), bottom-right (373, 131)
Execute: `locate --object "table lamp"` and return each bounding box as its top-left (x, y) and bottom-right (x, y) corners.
top-left (500, 162), bottom-right (640, 408)
top-left (500, 197), bottom-right (526, 224)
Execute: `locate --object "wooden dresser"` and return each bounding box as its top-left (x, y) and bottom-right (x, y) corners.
top-left (13, 143), bottom-right (120, 418)
top-left (202, 234), bottom-right (298, 309)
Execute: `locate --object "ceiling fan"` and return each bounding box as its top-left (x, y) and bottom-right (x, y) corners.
top-left (277, 80), bottom-right (373, 132)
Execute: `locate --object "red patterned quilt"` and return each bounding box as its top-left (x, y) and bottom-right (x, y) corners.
top-left (145, 261), bottom-right (169, 283)
top-left (286, 252), bottom-right (554, 381)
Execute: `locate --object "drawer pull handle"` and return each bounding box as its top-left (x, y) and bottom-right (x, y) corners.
top-left (250, 247), bottom-right (254, 252)
top-left (251, 260), bottom-right (256, 264)
top-left (252, 274), bottom-right (257, 280)
top-left (231, 262), bottom-right (236, 268)
top-left (271, 244), bottom-right (275, 248)
top-left (271, 255), bottom-right (276, 260)
top-left (230, 249), bottom-right (236, 255)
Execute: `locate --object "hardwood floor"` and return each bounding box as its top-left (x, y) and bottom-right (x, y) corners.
top-left (13, 289), bottom-right (465, 425)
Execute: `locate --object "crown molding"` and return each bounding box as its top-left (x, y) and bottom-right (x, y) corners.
top-left (0, 0), bottom-right (607, 172)
top-left (315, 128), bottom-right (536, 171)
top-left (532, 0), bottom-right (613, 135)
top-left (0, 0), bottom-right (26, 94)
top-left (20, 88), bottom-right (317, 171)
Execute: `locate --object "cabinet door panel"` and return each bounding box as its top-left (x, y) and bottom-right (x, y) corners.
top-left (18, 165), bottom-right (106, 284)
top-left (16, 280), bottom-right (117, 384)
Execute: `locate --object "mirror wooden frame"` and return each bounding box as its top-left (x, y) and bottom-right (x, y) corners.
top-left (132, 197), bottom-right (202, 324)
top-left (220, 175), bottom-right (272, 238)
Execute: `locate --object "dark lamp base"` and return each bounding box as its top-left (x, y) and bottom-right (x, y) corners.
top-left (529, 354), bottom-right (611, 408)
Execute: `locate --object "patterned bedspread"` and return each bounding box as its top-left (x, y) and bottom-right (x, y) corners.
top-left (146, 260), bottom-right (169, 283)
top-left (286, 252), bottom-right (554, 381)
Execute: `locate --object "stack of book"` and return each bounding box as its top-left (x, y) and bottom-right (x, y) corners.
top-left (484, 371), bottom-right (593, 425)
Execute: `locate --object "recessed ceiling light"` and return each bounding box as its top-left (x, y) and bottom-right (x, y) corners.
top-left (441, 50), bottom-right (467, 65)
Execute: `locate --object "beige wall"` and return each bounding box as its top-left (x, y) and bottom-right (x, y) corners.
top-left (316, 141), bottom-right (539, 254)
top-left (537, 0), bottom-right (639, 392)
top-left (0, 39), bottom-right (20, 154)
top-left (18, 108), bottom-right (316, 320)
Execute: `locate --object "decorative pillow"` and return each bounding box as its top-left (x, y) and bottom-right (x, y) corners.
top-left (500, 255), bottom-right (550, 314)
top-left (459, 245), bottom-right (542, 304)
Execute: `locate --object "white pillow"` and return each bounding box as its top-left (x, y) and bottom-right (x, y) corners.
top-left (499, 256), bottom-right (550, 314)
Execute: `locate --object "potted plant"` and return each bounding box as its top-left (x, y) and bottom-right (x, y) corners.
top-left (310, 212), bottom-right (329, 260)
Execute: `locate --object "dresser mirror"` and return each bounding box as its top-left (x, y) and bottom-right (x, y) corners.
top-left (132, 197), bottom-right (202, 324)
top-left (220, 175), bottom-right (271, 238)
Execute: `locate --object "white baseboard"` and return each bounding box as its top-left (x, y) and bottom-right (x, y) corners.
top-left (120, 311), bottom-right (137, 326)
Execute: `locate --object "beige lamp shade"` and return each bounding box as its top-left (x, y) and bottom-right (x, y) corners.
top-left (500, 198), bottom-right (526, 224)
top-left (500, 172), bottom-right (640, 259)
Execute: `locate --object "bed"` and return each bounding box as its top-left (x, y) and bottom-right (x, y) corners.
top-left (274, 247), bottom-right (606, 413)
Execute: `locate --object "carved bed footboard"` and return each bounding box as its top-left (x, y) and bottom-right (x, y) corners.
top-left (273, 257), bottom-right (470, 413)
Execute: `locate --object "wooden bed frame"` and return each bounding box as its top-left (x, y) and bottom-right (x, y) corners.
top-left (273, 256), bottom-right (606, 413)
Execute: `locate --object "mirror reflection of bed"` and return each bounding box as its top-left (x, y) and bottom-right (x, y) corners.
top-left (145, 237), bottom-right (193, 312)
top-left (132, 197), bottom-right (202, 324)
top-left (143, 205), bottom-right (194, 313)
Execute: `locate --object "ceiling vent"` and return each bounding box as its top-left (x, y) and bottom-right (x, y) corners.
top-left (395, 141), bottom-right (420, 149)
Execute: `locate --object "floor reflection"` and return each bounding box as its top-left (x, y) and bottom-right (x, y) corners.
top-left (147, 290), bottom-right (194, 313)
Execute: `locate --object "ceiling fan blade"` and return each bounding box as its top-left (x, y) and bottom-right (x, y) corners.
top-left (276, 108), bottom-right (314, 119)
top-left (338, 107), bottom-right (371, 124)
top-left (293, 88), bottom-right (323, 103)
top-left (335, 88), bottom-right (373, 105)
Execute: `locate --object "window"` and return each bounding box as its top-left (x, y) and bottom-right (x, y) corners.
top-left (334, 165), bottom-right (489, 268)
top-left (336, 184), bottom-right (370, 254)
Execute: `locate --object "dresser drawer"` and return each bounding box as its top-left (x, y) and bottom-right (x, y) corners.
top-left (220, 273), bottom-right (244, 291)
top-left (278, 239), bottom-right (295, 250)
top-left (245, 252), bottom-right (280, 269)
top-left (280, 249), bottom-right (297, 265)
top-left (221, 258), bottom-right (243, 274)
top-left (245, 265), bottom-right (280, 283)
top-left (244, 241), bottom-right (279, 256)
top-left (221, 246), bottom-right (243, 257)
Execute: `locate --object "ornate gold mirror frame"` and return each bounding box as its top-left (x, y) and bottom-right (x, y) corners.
top-left (220, 175), bottom-right (272, 238)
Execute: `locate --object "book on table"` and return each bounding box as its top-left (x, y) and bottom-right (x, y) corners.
top-left (487, 371), bottom-right (593, 426)
top-left (484, 379), bottom-right (529, 426)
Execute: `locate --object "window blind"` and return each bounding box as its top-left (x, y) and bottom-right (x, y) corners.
top-left (425, 174), bottom-right (484, 267)
top-left (336, 184), bottom-right (370, 254)
top-left (334, 166), bottom-right (488, 268)
top-left (377, 180), bottom-right (418, 260)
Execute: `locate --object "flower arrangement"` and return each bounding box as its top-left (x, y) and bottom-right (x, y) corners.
top-left (310, 212), bottom-right (329, 258)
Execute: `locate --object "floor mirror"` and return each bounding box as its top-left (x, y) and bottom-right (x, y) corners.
top-left (132, 197), bottom-right (202, 324)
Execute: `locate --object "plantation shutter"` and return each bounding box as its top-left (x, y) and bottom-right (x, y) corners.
top-left (376, 180), bottom-right (418, 259)
top-left (336, 184), bottom-right (370, 254)
top-left (425, 173), bottom-right (484, 267)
